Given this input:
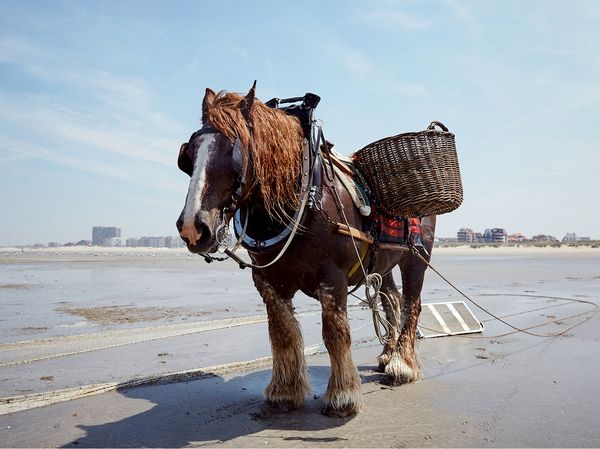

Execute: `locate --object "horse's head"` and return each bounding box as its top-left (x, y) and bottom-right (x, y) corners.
top-left (176, 82), bottom-right (304, 255)
top-left (176, 85), bottom-right (256, 254)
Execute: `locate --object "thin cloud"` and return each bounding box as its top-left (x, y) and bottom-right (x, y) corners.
top-left (0, 93), bottom-right (176, 167)
top-left (442, 0), bottom-right (480, 34)
top-left (322, 41), bottom-right (375, 75)
top-left (0, 136), bottom-right (135, 181)
top-left (0, 36), bottom-right (185, 169)
top-left (0, 135), bottom-right (182, 193)
top-left (357, 0), bottom-right (431, 31)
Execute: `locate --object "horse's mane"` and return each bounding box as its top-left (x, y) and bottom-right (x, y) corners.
top-left (206, 91), bottom-right (303, 220)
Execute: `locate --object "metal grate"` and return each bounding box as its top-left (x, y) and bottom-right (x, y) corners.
top-left (417, 301), bottom-right (483, 338)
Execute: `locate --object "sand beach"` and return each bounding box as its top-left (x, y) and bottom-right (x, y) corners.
top-left (0, 245), bottom-right (599, 447)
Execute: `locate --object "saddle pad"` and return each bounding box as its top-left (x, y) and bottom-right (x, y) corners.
top-left (332, 164), bottom-right (371, 216)
top-left (377, 213), bottom-right (424, 247)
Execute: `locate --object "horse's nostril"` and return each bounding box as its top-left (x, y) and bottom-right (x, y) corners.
top-left (176, 216), bottom-right (184, 232)
top-left (196, 221), bottom-right (211, 242)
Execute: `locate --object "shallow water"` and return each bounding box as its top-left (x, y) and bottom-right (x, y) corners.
top-left (1, 249), bottom-right (599, 343)
top-left (0, 255), bottom-right (263, 343)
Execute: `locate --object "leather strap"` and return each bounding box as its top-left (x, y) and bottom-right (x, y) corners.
top-left (334, 222), bottom-right (374, 244)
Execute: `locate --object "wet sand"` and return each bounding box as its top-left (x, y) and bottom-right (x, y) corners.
top-left (1, 246), bottom-right (599, 447)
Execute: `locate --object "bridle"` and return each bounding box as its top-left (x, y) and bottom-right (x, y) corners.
top-left (189, 123), bottom-right (250, 214)
top-left (185, 119), bottom-right (318, 270)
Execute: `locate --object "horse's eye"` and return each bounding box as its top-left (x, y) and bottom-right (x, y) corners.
top-left (178, 143), bottom-right (193, 176)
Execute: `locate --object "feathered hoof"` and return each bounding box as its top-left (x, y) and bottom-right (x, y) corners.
top-left (384, 353), bottom-right (421, 385)
top-left (321, 403), bottom-right (359, 418)
top-left (263, 378), bottom-right (309, 411)
top-left (322, 387), bottom-right (362, 418)
top-left (376, 353), bottom-right (391, 373)
top-left (265, 399), bottom-right (300, 413)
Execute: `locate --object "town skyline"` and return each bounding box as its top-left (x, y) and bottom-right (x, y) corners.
top-left (5, 222), bottom-right (599, 247)
top-left (2, 224), bottom-right (597, 249)
top-left (454, 227), bottom-right (591, 244)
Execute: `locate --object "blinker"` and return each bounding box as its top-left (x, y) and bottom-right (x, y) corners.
top-left (178, 142), bottom-right (192, 176)
top-left (232, 138), bottom-right (244, 176)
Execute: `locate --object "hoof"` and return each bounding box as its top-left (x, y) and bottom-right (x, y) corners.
top-left (263, 377), bottom-right (309, 411)
top-left (321, 403), bottom-right (358, 418)
top-left (383, 375), bottom-right (405, 387)
top-left (265, 399), bottom-right (300, 413)
top-left (385, 353), bottom-right (420, 385)
top-left (377, 353), bottom-right (391, 373)
top-left (322, 386), bottom-right (362, 418)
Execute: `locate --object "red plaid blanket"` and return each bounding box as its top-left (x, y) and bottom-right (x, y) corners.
top-left (377, 212), bottom-right (424, 246)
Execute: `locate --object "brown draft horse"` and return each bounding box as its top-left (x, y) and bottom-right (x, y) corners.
top-left (176, 84), bottom-right (436, 417)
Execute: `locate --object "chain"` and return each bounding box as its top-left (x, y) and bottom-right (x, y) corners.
top-left (215, 210), bottom-right (230, 254)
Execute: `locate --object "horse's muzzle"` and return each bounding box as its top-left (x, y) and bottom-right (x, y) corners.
top-left (176, 212), bottom-right (216, 253)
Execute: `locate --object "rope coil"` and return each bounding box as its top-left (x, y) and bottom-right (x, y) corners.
top-left (364, 273), bottom-right (396, 345)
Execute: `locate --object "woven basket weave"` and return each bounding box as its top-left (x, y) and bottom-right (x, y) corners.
top-left (352, 121), bottom-right (463, 217)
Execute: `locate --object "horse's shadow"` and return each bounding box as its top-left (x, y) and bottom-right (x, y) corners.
top-left (63, 365), bottom-right (384, 448)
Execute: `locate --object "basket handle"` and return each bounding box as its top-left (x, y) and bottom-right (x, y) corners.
top-left (427, 121), bottom-right (449, 132)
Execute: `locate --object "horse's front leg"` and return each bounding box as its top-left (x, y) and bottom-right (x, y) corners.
top-left (253, 272), bottom-right (310, 410)
top-left (318, 280), bottom-right (362, 417)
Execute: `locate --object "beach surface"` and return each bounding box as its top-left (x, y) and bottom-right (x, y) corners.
top-left (0, 246), bottom-right (599, 447)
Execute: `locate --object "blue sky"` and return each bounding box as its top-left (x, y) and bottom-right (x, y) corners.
top-left (1, 0), bottom-right (599, 245)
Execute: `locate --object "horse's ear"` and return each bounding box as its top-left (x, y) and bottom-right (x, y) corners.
top-left (202, 88), bottom-right (216, 123)
top-left (240, 80), bottom-right (257, 123)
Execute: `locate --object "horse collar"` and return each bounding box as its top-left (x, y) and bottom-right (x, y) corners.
top-left (233, 138), bottom-right (313, 252)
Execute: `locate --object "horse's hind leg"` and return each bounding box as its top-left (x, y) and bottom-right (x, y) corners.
top-left (376, 273), bottom-right (402, 372)
top-left (384, 259), bottom-right (425, 385)
top-left (253, 273), bottom-right (310, 410)
top-left (386, 217), bottom-right (435, 385)
top-left (318, 279), bottom-right (362, 417)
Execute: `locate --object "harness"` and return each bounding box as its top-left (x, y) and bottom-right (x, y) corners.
top-left (199, 94), bottom-right (323, 269)
top-left (197, 93), bottom-right (419, 273)
top-left (232, 138), bottom-right (314, 250)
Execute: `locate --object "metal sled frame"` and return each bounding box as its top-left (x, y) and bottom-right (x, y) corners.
top-left (417, 300), bottom-right (484, 339)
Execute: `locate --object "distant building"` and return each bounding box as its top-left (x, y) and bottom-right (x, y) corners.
top-left (165, 236), bottom-right (186, 248)
top-left (457, 228), bottom-right (476, 243)
top-left (92, 226), bottom-right (121, 246)
top-left (532, 234), bottom-right (557, 242)
top-left (562, 233), bottom-right (590, 242)
top-left (456, 228), bottom-right (483, 243)
top-left (126, 238), bottom-right (141, 247)
top-left (435, 237), bottom-right (458, 245)
top-left (125, 236), bottom-right (184, 248)
top-left (508, 232), bottom-right (527, 242)
top-left (483, 228), bottom-right (507, 244)
top-left (140, 236), bottom-right (166, 248)
top-left (104, 237), bottom-right (122, 247)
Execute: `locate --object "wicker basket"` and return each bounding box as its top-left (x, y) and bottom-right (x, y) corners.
top-left (352, 121), bottom-right (463, 217)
